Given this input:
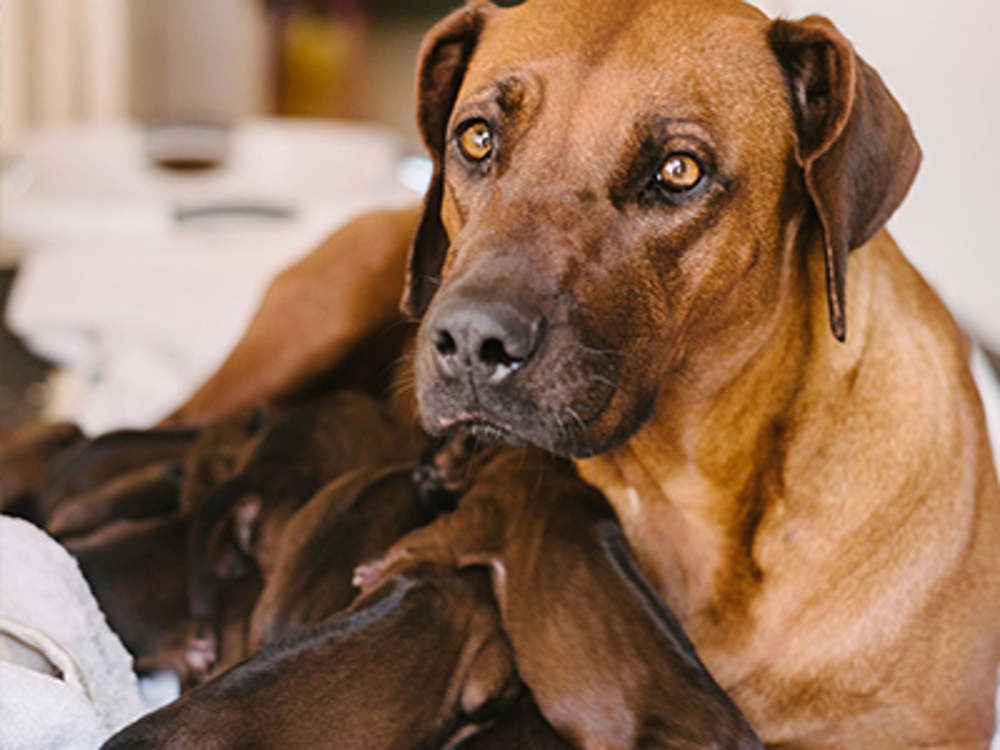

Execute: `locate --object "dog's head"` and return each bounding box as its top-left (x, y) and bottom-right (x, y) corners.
top-left (405, 0), bottom-right (920, 457)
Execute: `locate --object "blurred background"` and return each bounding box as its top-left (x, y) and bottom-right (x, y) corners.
top-left (2, 0), bottom-right (999, 433)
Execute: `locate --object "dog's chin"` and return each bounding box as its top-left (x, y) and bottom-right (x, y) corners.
top-left (458, 419), bottom-right (528, 448)
top-left (419, 393), bottom-right (656, 460)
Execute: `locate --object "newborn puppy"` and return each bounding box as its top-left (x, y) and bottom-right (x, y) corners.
top-left (37, 428), bottom-right (195, 521)
top-left (66, 514), bottom-right (258, 685)
top-left (358, 449), bottom-right (763, 750)
top-left (0, 421), bottom-right (84, 520)
top-left (188, 390), bottom-right (417, 670)
top-left (46, 461), bottom-right (184, 539)
top-left (248, 463), bottom-right (444, 650)
top-left (179, 405), bottom-right (269, 513)
top-left (65, 515), bottom-right (193, 677)
top-left (103, 564), bottom-right (521, 750)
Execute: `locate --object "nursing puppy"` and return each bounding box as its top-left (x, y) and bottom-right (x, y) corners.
top-left (0, 421), bottom-right (84, 520)
top-left (358, 448), bottom-right (762, 750)
top-left (36, 428), bottom-right (194, 521)
top-left (187, 390), bottom-right (417, 672)
top-left (248, 464), bottom-right (443, 650)
top-left (45, 461), bottom-right (184, 539)
top-left (102, 565), bottom-right (521, 750)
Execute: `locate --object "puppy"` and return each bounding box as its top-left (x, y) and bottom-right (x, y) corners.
top-left (103, 564), bottom-right (521, 750)
top-left (37, 428), bottom-right (194, 521)
top-left (248, 463), bottom-right (445, 650)
top-left (0, 421), bottom-right (84, 520)
top-left (45, 461), bottom-right (184, 539)
top-left (358, 448), bottom-right (762, 750)
top-left (188, 390), bottom-right (418, 671)
top-left (66, 514), bottom-right (258, 684)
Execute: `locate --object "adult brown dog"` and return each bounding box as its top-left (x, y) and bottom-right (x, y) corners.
top-left (166, 0), bottom-right (1000, 745)
top-left (398, 0), bottom-right (1000, 746)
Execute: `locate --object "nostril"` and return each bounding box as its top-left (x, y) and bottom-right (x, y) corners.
top-left (434, 330), bottom-right (457, 358)
top-left (479, 338), bottom-right (521, 369)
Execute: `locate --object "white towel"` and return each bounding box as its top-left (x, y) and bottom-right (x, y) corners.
top-left (0, 517), bottom-right (147, 749)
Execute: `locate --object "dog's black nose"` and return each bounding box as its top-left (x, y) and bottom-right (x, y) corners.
top-left (427, 291), bottom-right (543, 382)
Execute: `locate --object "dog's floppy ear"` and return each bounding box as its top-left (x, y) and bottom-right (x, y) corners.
top-left (768, 16), bottom-right (921, 341)
top-left (401, 2), bottom-right (496, 318)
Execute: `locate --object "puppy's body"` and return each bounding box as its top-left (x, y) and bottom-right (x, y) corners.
top-left (361, 448), bottom-right (762, 749)
top-left (248, 464), bottom-right (441, 650)
top-left (102, 565), bottom-right (521, 750)
top-left (187, 390), bottom-right (418, 677)
top-left (37, 428), bottom-right (194, 521)
top-left (46, 461), bottom-right (183, 539)
top-left (0, 421), bottom-right (83, 520)
top-left (450, 694), bottom-right (572, 750)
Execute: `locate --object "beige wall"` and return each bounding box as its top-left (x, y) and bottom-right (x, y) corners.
top-left (752, 0), bottom-right (1000, 347)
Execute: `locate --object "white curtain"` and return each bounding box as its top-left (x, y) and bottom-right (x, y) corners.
top-left (1, 0), bottom-right (130, 147)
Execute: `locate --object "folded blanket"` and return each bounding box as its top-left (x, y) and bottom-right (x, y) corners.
top-left (0, 516), bottom-right (147, 749)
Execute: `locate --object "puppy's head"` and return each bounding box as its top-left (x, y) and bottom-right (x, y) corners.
top-left (406, 0), bottom-right (919, 457)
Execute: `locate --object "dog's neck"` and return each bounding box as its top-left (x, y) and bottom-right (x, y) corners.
top-left (576, 226), bottom-right (862, 633)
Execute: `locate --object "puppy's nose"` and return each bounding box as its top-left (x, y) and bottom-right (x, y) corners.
top-left (427, 292), bottom-right (543, 382)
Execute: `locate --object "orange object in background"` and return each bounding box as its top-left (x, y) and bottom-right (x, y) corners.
top-left (270, 0), bottom-right (369, 120)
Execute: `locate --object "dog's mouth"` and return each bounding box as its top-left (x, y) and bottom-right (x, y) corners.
top-left (439, 414), bottom-right (525, 447)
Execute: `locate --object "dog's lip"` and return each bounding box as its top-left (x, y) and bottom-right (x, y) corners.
top-left (438, 411), bottom-right (520, 442)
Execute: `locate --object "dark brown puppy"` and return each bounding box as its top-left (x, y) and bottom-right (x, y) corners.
top-left (188, 390), bottom-right (418, 671)
top-left (248, 463), bottom-right (444, 650)
top-left (65, 514), bottom-right (194, 677)
top-left (0, 421), bottom-right (84, 520)
top-left (179, 405), bottom-right (269, 513)
top-left (46, 461), bottom-right (184, 539)
top-left (66, 514), bottom-right (258, 684)
top-left (37, 428), bottom-right (195, 521)
top-left (359, 449), bottom-right (762, 750)
top-left (103, 564), bottom-right (521, 750)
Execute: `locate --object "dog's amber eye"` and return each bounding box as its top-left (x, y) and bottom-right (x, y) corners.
top-left (658, 153), bottom-right (702, 191)
top-left (458, 122), bottom-right (493, 162)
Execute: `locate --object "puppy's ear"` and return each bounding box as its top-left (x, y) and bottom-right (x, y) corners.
top-left (402, 2), bottom-right (496, 318)
top-left (769, 16), bottom-right (921, 341)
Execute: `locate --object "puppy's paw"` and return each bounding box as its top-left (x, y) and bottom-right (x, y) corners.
top-left (184, 634), bottom-right (217, 683)
top-left (352, 558), bottom-right (392, 593)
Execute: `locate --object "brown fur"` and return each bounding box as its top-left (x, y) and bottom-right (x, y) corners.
top-left (449, 694), bottom-right (572, 750)
top-left (102, 565), bottom-right (522, 750)
top-left (360, 447), bottom-right (762, 749)
top-left (122, 0), bottom-right (1000, 744)
top-left (400, 1), bottom-right (1000, 746)
top-left (0, 421), bottom-right (84, 520)
top-left (64, 513), bottom-right (259, 686)
top-left (247, 464), bottom-right (441, 650)
top-left (46, 461), bottom-right (183, 539)
top-left (36, 428), bottom-right (194, 521)
top-left (187, 390), bottom-right (419, 675)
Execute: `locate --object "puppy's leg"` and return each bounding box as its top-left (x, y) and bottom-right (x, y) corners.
top-left (353, 488), bottom-right (505, 590)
